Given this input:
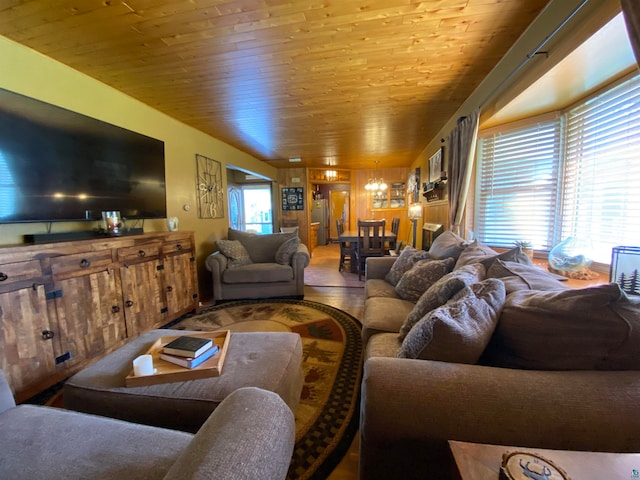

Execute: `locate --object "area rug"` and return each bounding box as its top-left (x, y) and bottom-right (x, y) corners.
top-left (170, 299), bottom-right (363, 480)
top-left (306, 243), bottom-right (364, 288)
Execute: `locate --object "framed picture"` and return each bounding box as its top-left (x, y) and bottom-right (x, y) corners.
top-left (429, 147), bottom-right (444, 183)
top-left (407, 167), bottom-right (420, 204)
top-left (196, 154), bottom-right (224, 219)
top-left (282, 187), bottom-right (304, 210)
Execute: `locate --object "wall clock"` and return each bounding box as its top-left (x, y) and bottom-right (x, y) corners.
top-left (196, 154), bottom-right (224, 219)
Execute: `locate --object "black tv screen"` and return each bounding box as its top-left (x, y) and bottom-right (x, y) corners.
top-left (0, 88), bottom-right (166, 223)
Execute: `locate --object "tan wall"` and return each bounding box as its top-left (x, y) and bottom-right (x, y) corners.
top-left (0, 36), bottom-right (277, 300)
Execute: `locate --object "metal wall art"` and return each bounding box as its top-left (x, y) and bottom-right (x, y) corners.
top-left (282, 187), bottom-right (304, 210)
top-left (196, 154), bottom-right (224, 219)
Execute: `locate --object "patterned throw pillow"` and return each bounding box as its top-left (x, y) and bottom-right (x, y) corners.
top-left (216, 240), bottom-right (252, 268)
top-left (397, 278), bottom-right (506, 363)
top-left (398, 263), bottom-right (486, 341)
top-left (275, 237), bottom-right (300, 265)
top-left (394, 257), bottom-right (455, 302)
top-left (384, 246), bottom-right (430, 286)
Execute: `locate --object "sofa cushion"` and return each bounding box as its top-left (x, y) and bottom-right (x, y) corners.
top-left (486, 259), bottom-right (569, 293)
top-left (384, 246), bottom-right (430, 286)
top-left (482, 283), bottom-right (640, 370)
top-left (365, 332), bottom-right (401, 359)
top-left (222, 263), bottom-right (293, 284)
top-left (394, 258), bottom-right (455, 302)
top-left (216, 240), bottom-right (252, 268)
top-left (454, 240), bottom-right (532, 270)
top-left (275, 237), bottom-right (300, 265)
top-left (228, 228), bottom-right (296, 263)
top-left (398, 263), bottom-right (486, 341)
top-left (362, 297), bottom-right (416, 345)
top-left (365, 278), bottom-right (400, 300)
top-left (397, 279), bottom-right (506, 363)
top-left (428, 230), bottom-right (468, 260)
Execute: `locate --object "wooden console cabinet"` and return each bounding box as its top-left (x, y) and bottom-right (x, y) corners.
top-left (0, 232), bottom-right (199, 402)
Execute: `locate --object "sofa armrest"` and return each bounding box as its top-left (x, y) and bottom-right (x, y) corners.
top-left (205, 250), bottom-right (228, 273)
top-left (365, 257), bottom-right (397, 280)
top-left (360, 357), bottom-right (640, 480)
top-left (163, 387), bottom-right (295, 480)
top-left (0, 370), bottom-right (16, 414)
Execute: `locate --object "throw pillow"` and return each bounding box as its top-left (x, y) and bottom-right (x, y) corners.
top-left (481, 283), bottom-right (640, 370)
top-left (384, 245), bottom-right (430, 286)
top-left (428, 230), bottom-right (468, 260)
top-left (398, 263), bottom-right (486, 341)
top-left (280, 226), bottom-right (299, 235)
top-left (216, 240), bottom-right (252, 268)
top-left (229, 229), bottom-right (296, 263)
top-left (454, 241), bottom-right (533, 270)
top-left (275, 237), bottom-right (300, 265)
top-left (397, 278), bottom-right (506, 363)
top-left (486, 259), bottom-right (569, 293)
top-left (394, 257), bottom-right (455, 302)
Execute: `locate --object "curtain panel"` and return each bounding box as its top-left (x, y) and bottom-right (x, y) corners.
top-left (622, 0), bottom-right (640, 67)
top-left (447, 109), bottom-right (480, 235)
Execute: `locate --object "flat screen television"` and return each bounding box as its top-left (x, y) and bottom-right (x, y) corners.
top-left (0, 87), bottom-right (166, 224)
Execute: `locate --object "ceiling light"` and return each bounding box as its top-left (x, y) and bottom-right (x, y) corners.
top-left (364, 161), bottom-right (387, 193)
top-left (288, 157), bottom-right (302, 163)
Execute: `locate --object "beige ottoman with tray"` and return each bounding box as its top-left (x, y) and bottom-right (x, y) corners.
top-left (63, 329), bottom-right (303, 433)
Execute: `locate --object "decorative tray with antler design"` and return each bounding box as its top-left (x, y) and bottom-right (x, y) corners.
top-left (500, 451), bottom-right (570, 480)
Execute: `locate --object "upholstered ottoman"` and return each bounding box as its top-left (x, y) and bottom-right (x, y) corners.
top-left (63, 330), bottom-right (303, 433)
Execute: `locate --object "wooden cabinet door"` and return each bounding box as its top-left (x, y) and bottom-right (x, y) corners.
top-left (163, 252), bottom-right (198, 318)
top-left (0, 284), bottom-right (57, 400)
top-left (119, 259), bottom-right (165, 336)
top-left (53, 268), bottom-right (126, 368)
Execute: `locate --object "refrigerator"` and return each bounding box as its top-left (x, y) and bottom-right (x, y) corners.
top-left (311, 199), bottom-right (329, 245)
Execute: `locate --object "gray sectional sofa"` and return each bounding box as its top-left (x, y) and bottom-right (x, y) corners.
top-left (359, 232), bottom-right (640, 479)
top-left (0, 370), bottom-right (295, 480)
top-left (206, 228), bottom-right (310, 304)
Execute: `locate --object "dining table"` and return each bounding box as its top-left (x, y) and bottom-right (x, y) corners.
top-left (338, 229), bottom-right (397, 273)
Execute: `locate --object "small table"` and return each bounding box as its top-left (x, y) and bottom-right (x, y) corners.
top-left (338, 229), bottom-right (397, 273)
top-left (450, 440), bottom-right (640, 480)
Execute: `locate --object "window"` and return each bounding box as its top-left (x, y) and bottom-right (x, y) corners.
top-left (242, 184), bottom-right (273, 233)
top-left (475, 73), bottom-right (640, 264)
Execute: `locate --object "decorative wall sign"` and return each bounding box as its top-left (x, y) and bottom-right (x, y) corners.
top-left (196, 154), bottom-right (224, 219)
top-left (282, 187), bottom-right (304, 210)
top-left (429, 147), bottom-right (444, 183)
top-left (407, 167), bottom-right (420, 203)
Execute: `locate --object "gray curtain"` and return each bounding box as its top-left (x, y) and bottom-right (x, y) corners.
top-left (447, 109), bottom-right (480, 235)
top-left (622, 0), bottom-right (640, 67)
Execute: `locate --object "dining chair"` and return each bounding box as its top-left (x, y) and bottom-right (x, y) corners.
top-left (355, 219), bottom-right (386, 280)
top-left (386, 217), bottom-right (400, 253)
top-left (336, 219), bottom-right (351, 272)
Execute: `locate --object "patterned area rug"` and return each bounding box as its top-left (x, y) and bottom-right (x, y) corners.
top-left (171, 299), bottom-right (363, 480)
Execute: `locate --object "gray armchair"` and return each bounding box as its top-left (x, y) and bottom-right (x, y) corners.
top-left (0, 370), bottom-right (295, 480)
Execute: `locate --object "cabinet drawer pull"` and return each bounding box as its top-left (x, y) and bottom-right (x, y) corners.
top-left (111, 305), bottom-right (120, 313)
top-left (176, 244), bottom-right (183, 250)
top-left (167, 285), bottom-right (173, 292)
top-left (125, 300), bottom-right (134, 307)
top-left (42, 330), bottom-right (55, 340)
top-left (0, 272), bottom-right (7, 281)
top-left (138, 250), bottom-right (146, 258)
top-left (80, 259), bottom-right (91, 268)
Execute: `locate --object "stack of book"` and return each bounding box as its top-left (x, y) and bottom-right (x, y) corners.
top-left (160, 335), bottom-right (219, 369)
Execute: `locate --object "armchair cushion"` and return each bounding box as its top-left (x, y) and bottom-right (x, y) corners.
top-left (275, 237), bottom-right (300, 265)
top-left (216, 240), bottom-right (252, 268)
top-left (397, 278), bottom-right (506, 362)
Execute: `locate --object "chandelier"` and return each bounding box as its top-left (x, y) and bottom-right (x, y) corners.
top-left (364, 161), bottom-right (387, 193)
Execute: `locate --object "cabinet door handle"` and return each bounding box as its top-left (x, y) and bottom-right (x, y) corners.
top-left (0, 272), bottom-right (7, 281)
top-left (111, 305), bottom-right (120, 313)
top-left (80, 259), bottom-right (90, 268)
top-left (138, 250), bottom-right (146, 257)
top-left (125, 300), bottom-right (134, 307)
top-left (42, 330), bottom-right (55, 340)
top-left (176, 244), bottom-right (183, 250)
top-left (167, 285), bottom-right (173, 292)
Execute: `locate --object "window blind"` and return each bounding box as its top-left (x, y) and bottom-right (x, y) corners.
top-left (561, 76), bottom-right (640, 264)
top-left (475, 120), bottom-right (561, 250)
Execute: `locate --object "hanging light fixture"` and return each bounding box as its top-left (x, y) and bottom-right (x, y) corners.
top-left (325, 170), bottom-right (338, 181)
top-left (364, 161), bottom-right (387, 193)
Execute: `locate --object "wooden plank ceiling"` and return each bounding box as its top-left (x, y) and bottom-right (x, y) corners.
top-left (0, 0), bottom-right (550, 170)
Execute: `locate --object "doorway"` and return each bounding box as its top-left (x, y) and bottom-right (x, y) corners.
top-left (329, 190), bottom-right (350, 240)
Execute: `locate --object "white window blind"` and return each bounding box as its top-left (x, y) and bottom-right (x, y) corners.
top-left (475, 120), bottom-right (561, 250)
top-left (562, 76), bottom-right (640, 264)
